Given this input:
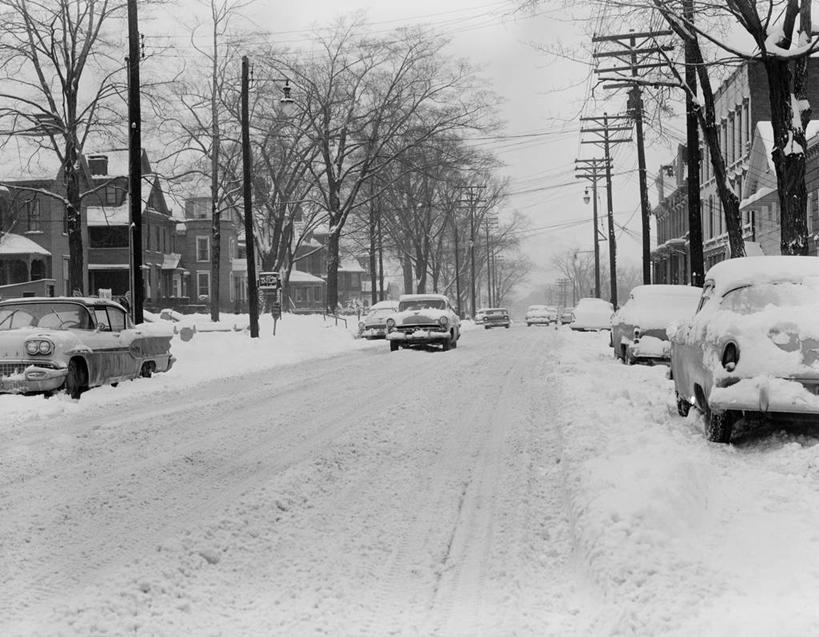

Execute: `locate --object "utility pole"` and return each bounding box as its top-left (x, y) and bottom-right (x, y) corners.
top-left (459, 185), bottom-right (485, 317)
top-left (683, 0), bottom-right (704, 287)
top-left (574, 157), bottom-right (609, 298)
top-left (368, 178), bottom-right (378, 306)
top-left (580, 114), bottom-right (631, 308)
top-left (593, 29), bottom-right (673, 285)
top-left (241, 56), bottom-right (259, 338)
top-left (452, 211), bottom-right (462, 317)
top-left (484, 214), bottom-right (493, 307)
top-left (209, 18), bottom-right (222, 322)
top-left (127, 0), bottom-right (143, 325)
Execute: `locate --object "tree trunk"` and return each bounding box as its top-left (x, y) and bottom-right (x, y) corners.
top-left (765, 57), bottom-right (811, 255)
top-left (414, 245), bottom-right (427, 293)
top-left (64, 146), bottom-right (84, 295)
top-left (402, 256), bottom-right (413, 294)
top-left (325, 231), bottom-right (340, 313)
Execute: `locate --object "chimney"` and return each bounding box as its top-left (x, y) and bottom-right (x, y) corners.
top-left (87, 155), bottom-right (108, 176)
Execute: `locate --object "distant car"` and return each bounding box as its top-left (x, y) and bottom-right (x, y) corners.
top-left (474, 307), bottom-right (489, 324)
top-left (0, 296), bottom-right (174, 398)
top-left (386, 293), bottom-right (460, 351)
top-left (558, 307), bottom-right (574, 324)
top-left (610, 284), bottom-right (701, 365)
top-left (159, 308), bottom-right (246, 336)
top-left (357, 300), bottom-right (399, 339)
top-left (482, 307), bottom-right (511, 329)
top-left (525, 305), bottom-right (555, 326)
top-left (569, 298), bottom-right (614, 331)
top-left (670, 256), bottom-right (819, 443)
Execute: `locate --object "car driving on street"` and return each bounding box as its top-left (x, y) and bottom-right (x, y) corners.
top-left (525, 304), bottom-right (556, 326)
top-left (385, 293), bottom-right (460, 351)
top-left (482, 307), bottom-right (511, 329)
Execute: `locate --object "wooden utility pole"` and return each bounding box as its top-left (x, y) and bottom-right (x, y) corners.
top-left (209, 19), bottom-right (222, 322)
top-left (127, 0), bottom-right (143, 324)
top-left (580, 114), bottom-right (631, 308)
top-left (451, 211), bottom-right (462, 317)
top-left (574, 157), bottom-right (610, 298)
top-left (683, 0), bottom-right (704, 286)
top-left (241, 56), bottom-right (259, 338)
top-left (459, 185), bottom-right (485, 317)
top-left (484, 214), bottom-right (493, 307)
top-left (593, 29), bottom-right (673, 285)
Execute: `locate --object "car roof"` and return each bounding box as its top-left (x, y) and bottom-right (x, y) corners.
top-left (628, 284), bottom-right (702, 299)
top-left (399, 294), bottom-right (448, 301)
top-left (706, 256), bottom-right (819, 296)
top-left (0, 296), bottom-right (125, 309)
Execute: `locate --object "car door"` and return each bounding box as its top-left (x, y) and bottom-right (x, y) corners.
top-left (88, 305), bottom-right (141, 383)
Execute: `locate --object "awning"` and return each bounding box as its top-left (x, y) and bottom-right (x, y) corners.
top-left (161, 253), bottom-right (181, 269)
top-left (0, 233), bottom-right (51, 256)
top-left (289, 269), bottom-right (325, 284)
top-left (88, 263), bottom-right (130, 270)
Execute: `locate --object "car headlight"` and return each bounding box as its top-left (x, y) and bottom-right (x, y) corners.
top-left (386, 318), bottom-right (396, 329)
top-left (25, 339), bottom-right (54, 356)
top-left (358, 322), bottom-right (365, 330)
top-left (633, 327), bottom-right (641, 340)
top-left (438, 316), bottom-right (449, 327)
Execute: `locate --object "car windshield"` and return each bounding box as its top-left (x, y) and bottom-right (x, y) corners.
top-left (0, 302), bottom-right (93, 331)
top-left (368, 308), bottom-right (395, 318)
top-left (487, 309), bottom-right (507, 315)
top-left (399, 299), bottom-right (446, 311)
top-left (721, 281), bottom-right (819, 314)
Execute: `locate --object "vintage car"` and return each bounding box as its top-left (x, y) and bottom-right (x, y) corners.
top-left (483, 307), bottom-right (511, 329)
top-left (670, 256), bottom-right (819, 443)
top-left (525, 304), bottom-right (556, 326)
top-left (611, 284), bottom-right (701, 365)
top-left (568, 297), bottom-right (614, 331)
top-left (385, 293), bottom-right (460, 351)
top-left (357, 300), bottom-right (400, 339)
top-left (0, 296), bottom-right (175, 399)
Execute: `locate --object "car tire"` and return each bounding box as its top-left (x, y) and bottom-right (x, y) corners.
top-left (527, 323), bottom-right (531, 327)
top-left (140, 361), bottom-right (155, 378)
top-left (505, 324), bottom-right (510, 329)
top-left (620, 345), bottom-right (628, 364)
top-left (484, 325), bottom-right (490, 330)
top-left (675, 392), bottom-right (691, 417)
top-left (451, 331), bottom-right (458, 349)
top-left (389, 341), bottom-right (400, 352)
top-left (65, 358), bottom-right (87, 400)
top-left (442, 333), bottom-right (452, 351)
top-left (706, 409), bottom-right (737, 444)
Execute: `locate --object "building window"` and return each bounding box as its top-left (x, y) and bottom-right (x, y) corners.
top-left (228, 237), bottom-right (235, 259)
top-left (62, 207), bottom-right (69, 235)
top-left (196, 236), bottom-right (210, 262)
top-left (197, 271), bottom-right (210, 300)
top-left (104, 183), bottom-right (119, 205)
top-left (26, 199), bottom-right (40, 232)
top-left (62, 257), bottom-right (70, 295)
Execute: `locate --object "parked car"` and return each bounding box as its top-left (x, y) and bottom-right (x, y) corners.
top-left (483, 307), bottom-right (511, 329)
top-left (670, 256), bottom-right (819, 443)
top-left (0, 296), bottom-right (175, 398)
top-left (611, 284), bottom-right (702, 365)
top-left (357, 300), bottom-right (400, 339)
top-left (385, 293), bottom-right (460, 351)
top-left (525, 305), bottom-right (556, 326)
top-left (569, 298), bottom-right (614, 331)
top-left (557, 307), bottom-right (574, 325)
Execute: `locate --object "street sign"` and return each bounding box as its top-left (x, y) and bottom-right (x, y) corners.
top-left (258, 271), bottom-right (280, 289)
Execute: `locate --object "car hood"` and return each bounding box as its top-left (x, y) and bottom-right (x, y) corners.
top-left (394, 308), bottom-right (451, 325)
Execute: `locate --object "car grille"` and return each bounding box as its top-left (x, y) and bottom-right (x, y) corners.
top-left (0, 360), bottom-right (60, 378)
top-left (397, 324), bottom-right (443, 333)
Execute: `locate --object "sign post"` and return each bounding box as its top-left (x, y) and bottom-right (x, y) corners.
top-left (258, 271), bottom-right (282, 335)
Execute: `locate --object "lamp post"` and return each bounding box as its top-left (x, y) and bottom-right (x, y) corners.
top-left (241, 60), bottom-right (294, 338)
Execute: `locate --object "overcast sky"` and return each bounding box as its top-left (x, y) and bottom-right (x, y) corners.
top-left (156, 0), bottom-right (683, 299)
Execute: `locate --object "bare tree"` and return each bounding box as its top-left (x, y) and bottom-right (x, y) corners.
top-left (0, 0), bottom-right (127, 294)
top-left (279, 21), bottom-right (494, 312)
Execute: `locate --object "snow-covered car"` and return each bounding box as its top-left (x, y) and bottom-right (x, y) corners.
top-left (159, 308), bottom-right (246, 338)
top-left (483, 307), bottom-right (511, 329)
top-left (386, 293), bottom-right (460, 351)
top-left (568, 298), bottom-right (614, 331)
top-left (357, 300), bottom-right (399, 339)
top-left (525, 304), bottom-right (556, 326)
top-left (0, 296), bottom-right (175, 398)
top-left (670, 256), bottom-right (819, 443)
top-left (558, 307), bottom-right (574, 324)
top-left (611, 284), bottom-right (701, 365)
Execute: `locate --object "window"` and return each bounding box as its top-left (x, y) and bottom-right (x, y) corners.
top-left (229, 238), bottom-right (235, 259)
top-left (196, 236), bottom-right (210, 262)
top-left (62, 257), bottom-right (70, 295)
top-left (197, 271), bottom-right (210, 299)
top-left (89, 226), bottom-right (129, 248)
top-left (104, 184), bottom-right (119, 206)
top-left (26, 199), bottom-right (40, 232)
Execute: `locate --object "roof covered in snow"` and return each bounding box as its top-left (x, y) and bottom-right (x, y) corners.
top-left (0, 232), bottom-right (50, 256)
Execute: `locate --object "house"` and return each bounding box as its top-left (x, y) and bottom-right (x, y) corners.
top-left (650, 146), bottom-right (689, 284)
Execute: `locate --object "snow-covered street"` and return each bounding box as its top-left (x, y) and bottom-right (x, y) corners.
top-left (5, 321), bottom-right (819, 635)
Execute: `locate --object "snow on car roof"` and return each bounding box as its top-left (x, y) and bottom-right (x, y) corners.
top-left (369, 300), bottom-right (398, 310)
top-left (628, 284), bottom-right (702, 300)
top-left (707, 256), bottom-right (819, 296)
top-left (575, 297), bottom-right (613, 308)
top-left (399, 293), bottom-right (448, 301)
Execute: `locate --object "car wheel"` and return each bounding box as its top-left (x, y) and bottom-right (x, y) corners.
top-left (442, 333), bottom-right (452, 351)
top-left (675, 392), bottom-right (691, 417)
top-left (65, 358), bottom-right (87, 400)
top-left (140, 361), bottom-right (155, 378)
top-left (620, 345), bottom-right (628, 364)
top-left (451, 331), bottom-right (458, 349)
top-left (706, 409), bottom-right (737, 444)
top-left (484, 325), bottom-right (490, 330)
top-left (527, 322), bottom-right (531, 327)
top-left (505, 324), bottom-right (510, 329)
top-left (626, 349), bottom-right (636, 365)
top-left (389, 341), bottom-right (400, 352)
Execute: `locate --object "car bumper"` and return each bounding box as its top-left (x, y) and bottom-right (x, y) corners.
top-left (710, 377), bottom-right (819, 416)
top-left (526, 318), bottom-right (551, 324)
top-left (485, 321), bottom-right (510, 327)
top-left (361, 328), bottom-right (387, 339)
top-left (0, 364), bottom-right (67, 394)
top-left (387, 329), bottom-right (450, 342)
top-left (627, 338), bottom-right (671, 363)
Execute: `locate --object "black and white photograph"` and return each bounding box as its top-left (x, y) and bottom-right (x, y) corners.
top-left (3, 0), bottom-right (819, 635)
